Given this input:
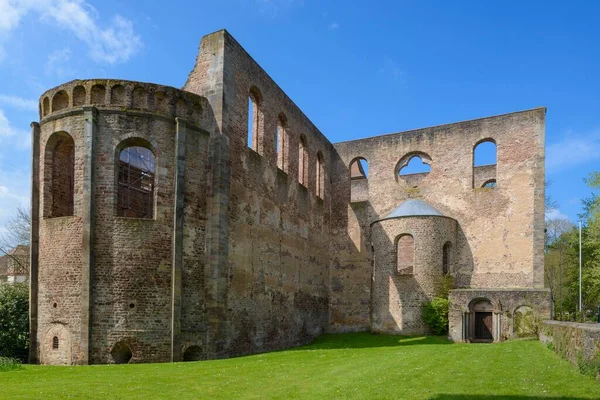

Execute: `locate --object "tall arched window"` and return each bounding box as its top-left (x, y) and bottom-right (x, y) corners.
top-left (277, 113), bottom-right (287, 171)
top-left (44, 131), bottom-right (75, 218)
top-left (316, 151), bottom-right (325, 199)
top-left (349, 157), bottom-right (368, 203)
top-left (52, 336), bottom-right (59, 349)
top-left (349, 158), bottom-right (368, 179)
top-left (397, 234), bottom-right (414, 275)
top-left (117, 140), bottom-right (156, 219)
top-left (247, 87), bottom-right (263, 153)
top-left (298, 135), bottom-right (308, 187)
top-left (473, 139), bottom-right (497, 188)
top-left (442, 241), bottom-right (452, 275)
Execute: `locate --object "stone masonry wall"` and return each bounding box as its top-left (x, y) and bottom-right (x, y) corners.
top-left (185, 30), bottom-right (331, 355)
top-left (331, 109), bottom-right (546, 331)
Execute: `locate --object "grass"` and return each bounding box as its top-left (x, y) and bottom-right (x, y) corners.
top-left (1, 333), bottom-right (599, 399)
top-left (0, 356), bottom-right (21, 372)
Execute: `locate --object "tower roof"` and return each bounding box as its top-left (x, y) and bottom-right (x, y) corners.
top-left (384, 199), bottom-right (444, 219)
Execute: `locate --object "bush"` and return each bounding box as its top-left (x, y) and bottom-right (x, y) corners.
top-left (0, 283), bottom-right (29, 362)
top-left (421, 297), bottom-right (449, 335)
top-left (0, 356), bottom-right (22, 372)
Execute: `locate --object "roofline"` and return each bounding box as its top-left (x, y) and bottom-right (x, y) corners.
top-left (369, 214), bottom-right (457, 228)
top-left (334, 107), bottom-right (547, 145)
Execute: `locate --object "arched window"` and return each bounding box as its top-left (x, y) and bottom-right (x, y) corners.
top-left (277, 113), bottom-right (287, 171)
top-left (44, 132), bottom-right (75, 218)
top-left (316, 151), bottom-right (325, 199)
top-left (52, 336), bottom-right (59, 349)
top-left (473, 139), bottom-right (497, 188)
top-left (52, 90), bottom-right (68, 112)
top-left (117, 140), bottom-right (156, 219)
top-left (398, 155), bottom-right (431, 176)
top-left (349, 158), bottom-right (368, 179)
top-left (111, 342), bottom-right (133, 364)
top-left (298, 135), bottom-right (308, 187)
top-left (247, 87), bottom-right (263, 153)
top-left (442, 241), bottom-right (452, 275)
top-left (349, 157), bottom-right (369, 203)
top-left (396, 234), bottom-right (414, 275)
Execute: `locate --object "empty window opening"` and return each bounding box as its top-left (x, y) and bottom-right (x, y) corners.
top-left (52, 336), bottom-right (59, 349)
top-left (276, 114), bottom-right (287, 171)
top-left (298, 135), bottom-right (308, 187)
top-left (43, 97), bottom-right (50, 116)
top-left (117, 143), bottom-right (156, 219)
top-left (350, 158), bottom-right (368, 179)
top-left (399, 156), bottom-right (431, 176)
top-left (473, 140), bottom-right (497, 167)
top-left (72, 86), bottom-right (86, 107)
top-left (183, 345), bottom-right (203, 362)
top-left (442, 241), bottom-right (452, 275)
top-left (397, 234), bottom-right (414, 275)
top-left (91, 84), bottom-right (106, 104)
top-left (52, 90), bottom-right (69, 112)
top-left (111, 342), bottom-right (133, 364)
top-left (247, 87), bottom-right (263, 153)
top-left (482, 180), bottom-right (497, 189)
top-left (316, 151), bottom-right (325, 199)
top-left (44, 131), bottom-right (75, 218)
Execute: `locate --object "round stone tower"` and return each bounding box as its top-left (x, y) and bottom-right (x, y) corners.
top-left (31, 79), bottom-right (210, 365)
top-left (370, 199), bottom-right (457, 334)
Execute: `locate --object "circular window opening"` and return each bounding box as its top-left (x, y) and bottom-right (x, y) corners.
top-left (129, 303), bottom-right (135, 309)
top-left (111, 342), bottom-right (133, 364)
top-left (183, 345), bottom-right (203, 362)
top-left (53, 302), bottom-right (57, 308)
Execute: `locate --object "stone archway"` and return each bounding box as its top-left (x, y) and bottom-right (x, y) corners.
top-left (41, 324), bottom-right (72, 365)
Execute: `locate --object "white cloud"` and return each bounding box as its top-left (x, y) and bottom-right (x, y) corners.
top-left (0, 94), bottom-right (38, 111)
top-left (546, 131), bottom-right (600, 174)
top-left (0, 0), bottom-right (142, 65)
top-left (45, 48), bottom-right (75, 78)
top-left (0, 108), bottom-right (31, 148)
top-left (328, 22), bottom-right (339, 30)
top-left (545, 208), bottom-right (570, 221)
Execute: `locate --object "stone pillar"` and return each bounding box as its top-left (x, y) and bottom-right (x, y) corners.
top-left (28, 122), bottom-right (40, 364)
top-left (205, 133), bottom-right (230, 357)
top-left (80, 106), bottom-right (97, 364)
top-left (171, 118), bottom-right (186, 362)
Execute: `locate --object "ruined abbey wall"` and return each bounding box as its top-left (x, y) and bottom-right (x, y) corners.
top-left (185, 31), bottom-right (332, 355)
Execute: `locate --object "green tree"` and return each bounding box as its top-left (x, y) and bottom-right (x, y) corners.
top-left (0, 282), bottom-right (29, 361)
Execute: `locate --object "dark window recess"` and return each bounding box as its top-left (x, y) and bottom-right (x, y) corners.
top-left (117, 146), bottom-right (155, 219)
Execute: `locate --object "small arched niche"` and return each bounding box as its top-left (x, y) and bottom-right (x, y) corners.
top-left (473, 139), bottom-right (497, 188)
top-left (513, 305), bottom-right (535, 337)
top-left (396, 233), bottom-right (414, 275)
top-left (183, 345), bottom-right (203, 362)
top-left (91, 84), bottom-right (106, 105)
top-left (52, 90), bottom-right (69, 112)
top-left (111, 342), bottom-right (133, 364)
top-left (349, 157), bottom-right (368, 203)
top-left (396, 152), bottom-right (432, 187)
top-left (72, 86), bottom-right (86, 107)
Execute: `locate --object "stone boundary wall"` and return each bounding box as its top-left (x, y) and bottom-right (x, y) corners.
top-left (540, 320), bottom-right (600, 379)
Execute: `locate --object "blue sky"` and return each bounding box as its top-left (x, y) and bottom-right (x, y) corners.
top-left (0, 0), bottom-right (599, 233)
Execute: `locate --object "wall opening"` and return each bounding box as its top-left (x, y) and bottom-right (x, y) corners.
top-left (117, 140), bottom-right (156, 219)
top-left (43, 97), bottom-right (50, 116)
top-left (442, 241), bottom-right (452, 275)
top-left (349, 157), bottom-right (369, 203)
top-left (52, 336), bottom-right (59, 349)
top-left (399, 155), bottom-right (431, 176)
top-left (91, 84), bottom-right (106, 104)
top-left (247, 87), bottom-right (263, 153)
top-left (72, 86), bottom-right (86, 107)
top-left (276, 113), bottom-right (287, 171)
top-left (350, 158), bottom-right (368, 179)
top-left (111, 342), bottom-right (133, 364)
top-left (396, 234), bottom-right (414, 275)
top-left (44, 131), bottom-right (75, 218)
top-left (52, 90), bottom-right (69, 112)
top-left (316, 151), bottom-right (325, 199)
top-left (513, 305), bottom-right (535, 337)
top-left (470, 299), bottom-right (494, 342)
top-left (298, 135), bottom-right (308, 187)
top-left (473, 139), bottom-right (497, 188)
top-left (111, 85), bottom-right (126, 104)
top-left (183, 345), bottom-right (203, 362)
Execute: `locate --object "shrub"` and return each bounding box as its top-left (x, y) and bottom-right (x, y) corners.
top-left (421, 297), bottom-right (449, 335)
top-left (0, 356), bottom-right (22, 372)
top-left (0, 283), bottom-right (29, 362)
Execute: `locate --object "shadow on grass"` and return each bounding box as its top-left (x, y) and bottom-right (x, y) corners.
top-left (431, 396), bottom-right (591, 400)
top-left (293, 332), bottom-right (452, 351)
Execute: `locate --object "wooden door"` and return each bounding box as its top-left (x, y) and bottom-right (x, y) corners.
top-left (474, 312), bottom-right (493, 341)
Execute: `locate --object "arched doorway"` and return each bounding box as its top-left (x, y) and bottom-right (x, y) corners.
top-left (471, 299), bottom-right (494, 342)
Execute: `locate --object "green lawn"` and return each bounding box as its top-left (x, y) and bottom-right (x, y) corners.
top-left (1, 333), bottom-right (598, 399)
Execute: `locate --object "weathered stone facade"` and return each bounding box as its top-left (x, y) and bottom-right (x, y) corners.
top-left (31, 29), bottom-right (549, 365)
